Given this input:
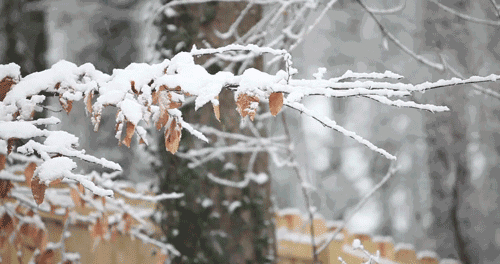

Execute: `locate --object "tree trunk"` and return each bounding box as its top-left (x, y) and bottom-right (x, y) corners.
top-left (154, 2), bottom-right (272, 263)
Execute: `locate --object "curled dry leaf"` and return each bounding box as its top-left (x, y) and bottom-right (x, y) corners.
top-left (70, 187), bottom-right (85, 208)
top-left (167, 92), bottom-right (182, 109)
top-left (0, 179), bottom-right (14, 198)
top-left (92, 111), bottom-right (102, 132)
top-left (24, 162), bottom-right (37, 187)
top-left (122, 121), bottom-right (135, 148)
top-left (0, 212), bottom-right (15, 236)
top-left (269, 92), bottom-right (284, 116)
top-left (0, 76), bottom-right (16, 101)
top-left (156, 110), bottom-right (169, 130)
top-left (236, 94), bottom-right (259, 121)
top-left (85, 90), bottom-right (94, 115)
top-left (7, 137), bottom-right (17, 155)
top-left (35, 228), bottom-right (49, 252)
top-left (122, 213), bottom-right (133, 233)
top-left (31, 176), bottom-right (47, 205)
top-left (131, 80), bottom-right (139, 94)
top-left (164, 118), bottom-right (181, 154)
top-left (213, 96), bottom-right (220, 122)
top-left (0, 154), bottom-right (5, 171)
top-left (0, 213), bottom-right (14, 248)
top-left (152, 90), bottom-right (159, 105)
top-left (59, 95), bottom-right (73, 114)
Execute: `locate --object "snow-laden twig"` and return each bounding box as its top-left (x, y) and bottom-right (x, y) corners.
top-left (285, 100), bottom-right (397, 160)
top-left (439, 54), bottom-right (500, 100)
top-left (129, 228), bottom-right (180, 256)
top-left (18, 140), bottom-right (122, 171)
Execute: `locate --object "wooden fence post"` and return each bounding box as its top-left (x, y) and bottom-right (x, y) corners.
top-left (373, 236), bottom-right (395, 260)
top-left (395, 243), bottom-right (417, 264)
top-left (417, 251), bottom-right (439, 264)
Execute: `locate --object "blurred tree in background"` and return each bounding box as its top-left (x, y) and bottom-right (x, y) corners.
top-left (151, 2), bottom-right (272, 263)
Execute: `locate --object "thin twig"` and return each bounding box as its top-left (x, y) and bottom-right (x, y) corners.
top-left (488, 0), bottom-right (500, 18)
top-left (355, 0), bottom-right (444, 71)
top-left (281, 112), bottom-right (319, 263)
top-left (429, 0), bottom-right (500, 26)
top-left (362, 0), bottom-right (406, 15)
top-left (316, 164), bottom-right (399, 254)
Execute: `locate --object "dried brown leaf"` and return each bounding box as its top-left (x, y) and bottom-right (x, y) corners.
top-left (167, 92), bottom-right (182, 109)
top-left (0, 76), bottom-right (16, 101)
top-left (24, 162), bottom-right (37, 187)
top-left (213, 96), bottom-right (220, 121)
top-left (85, 91), bottom-right (94, 114)
top-left (59, 95), bottom-right (73, 114)
top-left (0, 179), bottom-right (13, 198)
top-left (236, 94), bottom-right (259, 121)
top-left (70, 188), bottom-right (84, 208)
top-left (123, 213), bottom-right (132, 233)
top-left (7, 138), bottom-right (17, 155)
top-left (269, 92), bottom-right (284, 116)
top-left (152, 90), bottom-right (159, 105)
top-left (121, 121), bottom-right (135, 148)
top-left (131, 80), bottom-right (139, 94)
top-left (164, 118), bottom-right (181, 154)
top-left (0, 213), bottom-right (14, 236)
top-left (35, 228), bottom-right (49, 252)
top-left (31, 177), bottom-right (47, 205)
top-left (0, 154), bottom-right (5, 171)
top-left (156, 110), bottom-right (169, 130)
top-left (50, 178), bottom-right (62, 186)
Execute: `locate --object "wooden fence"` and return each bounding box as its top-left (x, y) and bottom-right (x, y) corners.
top-left (274, 209), bottom-right (460, 264)
top-left (2, 185), bottom-right (460, 264)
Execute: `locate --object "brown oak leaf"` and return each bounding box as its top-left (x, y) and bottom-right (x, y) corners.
top-left (269, 92), bottom-right (284, 116)
top-left (0, 179), bottom-right (13, 198)
top-left (0, 154), bottom-right (5, 171)
top-left (31, 177), bottom-right (47, 205)
top-left (164, 118), bottom-right (181, 154)
top-left (24, 162), bottom-right (37, 187)
top-left (0, 76), bottom-right (16, 101)
top-left (7, 137), bottom-right (17, 155)
top-left (121, 121), bottom-right (135, 148)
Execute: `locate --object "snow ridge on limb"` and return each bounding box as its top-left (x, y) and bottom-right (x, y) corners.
top-left (2, 46), bottom-right (500, 189)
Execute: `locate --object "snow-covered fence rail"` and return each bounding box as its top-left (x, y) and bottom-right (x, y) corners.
top-left (274, 209), bottom-right (461, 264)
